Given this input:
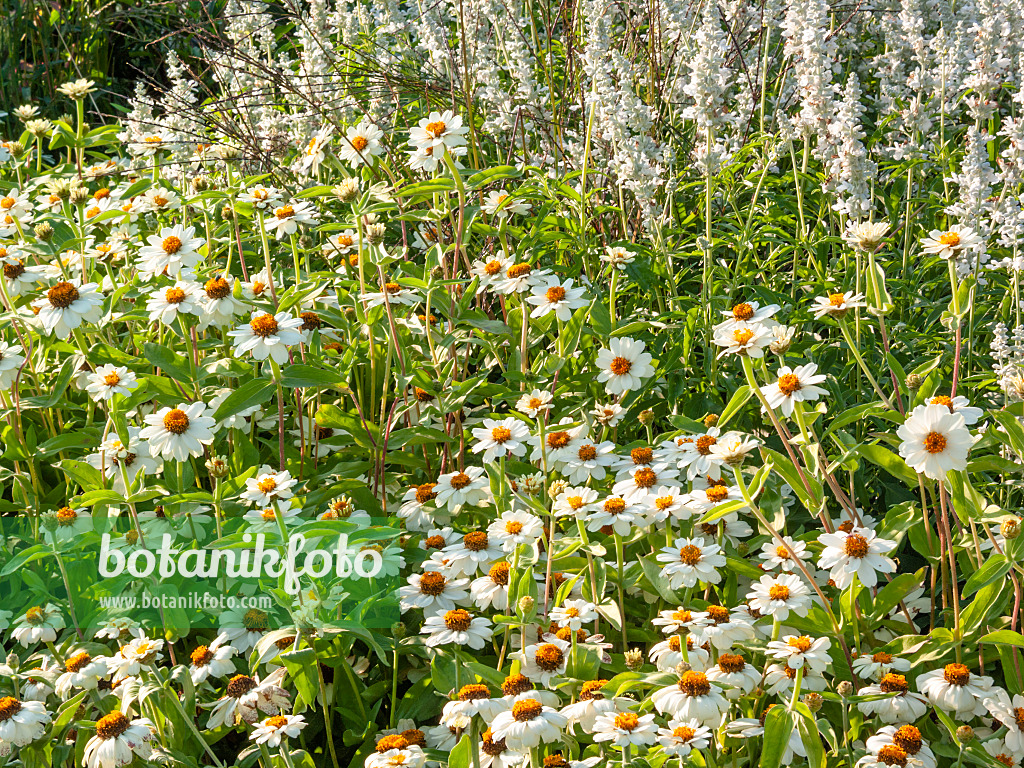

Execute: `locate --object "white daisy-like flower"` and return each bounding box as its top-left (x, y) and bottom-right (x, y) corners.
top-left (470, 562), bottom-right (511, 610)
top-left (761, 363), bottom-right (828, 416)
top-left (251, 714), bottom-right (307, 747)
top-left (844, 220), bottom-right (890, 252)
top-left (549, 600), bottom-right (598, 631)
top-left (11, 604), bottom-right (65, 647)
top-left (241, 467), bottom-right (297, 506)
top-left (228, 311), bottom-right (305, 363)
top-left (483, 189), bottom-right (531, 218)
top-left (516, 390), bottom-right (553, 418)
top-left (434, 467), bottom-right (490, 512)
top-left (526, 276), bottom-right (588, 321)
top-left (54, 651), bottom-right (110, 697)
top-left (188, 639), bottom-right (237, 685)
top-left (399, 570), bottom-right (470, 613)
top-left (716, 301), bottom-right (780, 332)
top-left (613, 463), bottom-right (678, 503)
top-left (137, 224), bottom-right (204, 276)
top-left (471, 417), bottom-right (531, 462)
top-left (31, 279), bottom-right (103, 339)
top-left (595, 337), bottom-right (654, 396)
top-left (656, 536), bottom-right (727, 589)
top-left (920, 225), bottom-right (983, 260)
top-left (239, 186), bottom-right (282, 210)
top-left (553, 486), bottom-right (600, 519)
top-left (650, 635), bottom-right (708, 673)
top-left (339, 119), bottom-right (385, 166)
top-left (562, 439), bottom-right (618, 484)
top-left (489, 694), bottom-right (568, 751)
top-left (812, 291), bottom-right (867, 319)
top-left (601, 246), bottom-right (635, 270)
top-left (983, 691), bottom-right (1024, 756)
top-left (0, 695), bottom-right (50, 746)
top-left (712, 322), bottom-right (773, 358)
top-left (586, 496), bottom-right (644, 536)
top-left (421, 609), bottom-right (493, 649)
top-left (264, 200), bottom-right (318, 239)
top-left (299, 124), bottom-right (334, 173)
top-left (108, 636), bottom-right (165, 677)
top-left (746, 572), bottom-right (811, 621)
top-left (705, 653), bottom-right (762, 699)
top-left (765, 635), bottom-right (832, 674)
top-left (408, 110), bottom-right (469, 151)
top-left (442, 531), bottom-right (504, 577)
top-left (470, 254), bottom-right (510, 293)
top-left (865, 725), bottom-right (937, 768)
top-left (0, 341), bottom-right (25, 389)
top-left (198, 275), bottom-right (243, 328)
top-left (917, 663), bottom-right (994, 719)
top-left (643, 486), bottom-right (690, 523)
top-left (139, 402), bottom-right (216, 461)
top-left (592, 709), bottom-right (658, 749)
top-left (896, 403), bottom-right (974, 479)
top-left (83, 364), bottom-right (137, 403)
top-left (651, 608), bottom-right (711, 636)
top-left (758, 536), bottom-right (811, 572)
top-left (146, 280), bottom-right (202, 324)
top-left (651, 671), bottom-right (730, 725)
top-left (856, 673), bottom-right (929, 724)
top-left (207, 667), bottom-right (291, 727)
top-left (560, 681), bottom-right (629, 734)
top-left (851, 650), bottom-right (912, 681)
top-left (1, 252), bottom-right (47, 297)
top-left (487, 510), bottom-right (544, 552)
top-left (515, 638), bottom-right (570, 686)
top-left (817, 527), bottom-right (896, 588)
top-left (592, 402), bottom-right (625, 426)
top-left (361, 281), bottom-right (420, 308)
top-left (657, 719), bottom-right (712, 757)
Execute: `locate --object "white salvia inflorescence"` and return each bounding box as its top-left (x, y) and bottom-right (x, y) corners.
top-left (824, 73), bottom-right (876, 221)
top-left (780, 0), bottom-right (837, 150)
top-left (945, 127), bottom-right (998, 278)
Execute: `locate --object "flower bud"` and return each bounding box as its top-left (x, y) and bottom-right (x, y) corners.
top-left (624, 649), bottom-right (643, 671)
top-left (34, 223), bottom-right (54, 242)
top-left (674, 661), bottom-right (692, 676)
top-left (40, 512), bottom-right (60, 532)
top-left (703, 414), bottom-right (719, 428)
top-left (221, 204), bottom-right (235, 221)
top-left (5, 653), bottom-right (18, 671)
top-left (1002, 518), bottom-right (1021, 540)
top-left (905, 373), bottom-right (923, 391)
top-left (803, 692), bottom-right (823, 712)
top-left (69, 187), bottom-right (90, 206)
top-left (191, 175), bottom-right (211, 193)
top-left (365, 223), bottom-right (386, 244)
top-left (837, 680), bottom-right (854, 697)
top-left (956, 725), bottom-right (974, 744)
top-left (334, 178), bottom-right (360, 203)
top-left (517, 596), bottom-right (535, 616)
top-left (7, 141), bottom-right (26, 159)
top-left (430, 265), bottom-right (444, 280)
top-left (639, 409), bottom-right (654, 426)
top-left (298, 235), bottom-right (313, 250)
top-left (391, 622), bottom-right (407, 640)
top-left (205, 456), bottom-right (229, 478)
top-left (548, 480), bottom-right (568, 500)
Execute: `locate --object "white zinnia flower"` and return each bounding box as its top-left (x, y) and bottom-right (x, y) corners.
top-left (83, 712), bottom-right (154, 768)
top-left (595, 337), bottom-right (654, 395)
top-left (228, 311), bottom-right (305, 363)
top-left (920, 225), bottom-right (982, 260)
top-left (816, 527), bottom-right (896, 588)
top-left (139, 402), bottom-right (216, 461)
top-left (896, 403), bottom-right (973, 479)
top-left (761, 363), bottom-right (828, 416)
top-left (31, 280), bottom-right (103, 339)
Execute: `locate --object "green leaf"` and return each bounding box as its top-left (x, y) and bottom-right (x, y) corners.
top-left (859, 443), bottom-right (919, 485)
top-left (212, 379), bottom-right (276, 421)
top-left (963, 556), bottom-right (1011, 597)
top-left (980, 630), bottom-right (1024, 647)
top-left (280, 363), bottom-right (344, 388)
top-left (719, 385), bottom-right (752, 427)
top-left (760, 705), bottom-right (795, 768)
top-left (447, 736), bottom-right (472, 768)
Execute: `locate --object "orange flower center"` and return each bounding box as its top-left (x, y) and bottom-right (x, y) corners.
top-left (769, 584), bottom-right (790, 600)
top-left (545, 286), bottom-right (566, 303)
top-left (732, 303), bottom-right (754, 321)
top-left (162, 235), bottom-right (182, 254)
top-left (939, 231), bottom-right (961, 247)
top-left (844, 534), bottom-right (869, 558)
top-left (923, 431), bottom-right (947, 454)
top-left (678, 545), bottom-right (703, 565)
top-left (47, 281), bottom-right (80, 308)
top-left (491, 426), bottom-right (512, 443)
top-left (162, 408), bottom-right (190, 434)
top-left (609, 356), bottom-right (632, 375)
top-left (777, 373), bottom-right (801, 396)
top-left (96, 711), bottom-right (131, 739)
top-left (511, 698), bottom-right (542, 721)
top-left (250, 314), bottom-right (279, 337)
top-left (613, 712), bottom-right (639, 731)
top-left (419, 571), bottom-right (447, 596)
top-left (444, 609), bottom-right (471, 631)
top-left (678, 671), bottom-right (711, 696)
top-left (943, 663), bottom-right (970, 686)
top-left (534, 643), bottom-right (565, 671)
